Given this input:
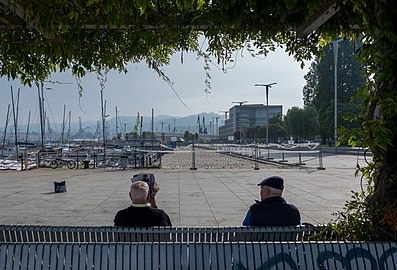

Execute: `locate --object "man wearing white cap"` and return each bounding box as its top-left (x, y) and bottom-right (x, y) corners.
top-left (243, 176), bottom-right (300, 226)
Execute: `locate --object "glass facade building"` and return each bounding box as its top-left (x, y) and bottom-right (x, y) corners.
top-left (219, 104), bottom-right (282, 140)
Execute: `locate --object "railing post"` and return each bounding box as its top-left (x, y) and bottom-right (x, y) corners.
top-left (317, 144), bottom-right (325, 170)
top-left (254, 143), bottom-right (259, 170)
top-left (280, 152), bottom-right (288, 163)
top-left (190, 140), bottom-right (197, 170)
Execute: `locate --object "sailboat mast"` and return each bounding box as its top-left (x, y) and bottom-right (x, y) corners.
top-left (101, 89), bottom-right (106, 161)
top-left (37, 82), bottom-right (45, 151)
top-left (1, 104), bottom-right (11, 157)
top-left (115, 106), bottom-right (118, 142)
top-left (61, 104), bottom-right (66, 146)
top-left (10, 86), bottom-right (20, 156)
top-left (25, 111), bottom-right (31, 142)
top-left (67, 111), bottom-right (71, 143)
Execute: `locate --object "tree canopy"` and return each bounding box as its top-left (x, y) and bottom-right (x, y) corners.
top-left (1, 0), bottom-right (397, 240)
top-left (303, 39), bottom-right (365, 143)
top-left (1, 0), bottom-right (357, 85)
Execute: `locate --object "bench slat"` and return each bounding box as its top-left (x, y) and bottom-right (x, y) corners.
top-left (246, 242), bottom-right (255, 270)
top-left (115, 243), bottom-right (123, 270)
top-left (56, 244), bottom-right (65, 270)
top-left (151, 243), bottom-right (159, 270)
top-left (34, 244), bottom-right (43, 270)
top-left (382, 241), bottom-right (397, 269)
top-left (42, 245), bottom-right (51, 269)
top-left (49, 243), bottom-right (58, 270)
top-left (144, 243), bottom-right (152, 270)
top-left (232, 242), bottom-right (243, 269)
top-left (166, 242), bottom-right (174, 270)
top-left (72, 243), bottom-right (80, 270)
top-left (303, 242), bottom-right (316, 269)
top-left (224, 242), bottom-right (233, 270)
top-left (286, 240), bottom-right (299, 270)
top-left (20, 244), bottom-right (29, 269)
top-left (130, 242), bottom-right (138, 270)
top-left (121, 243), bottom-right (129, 270)
top-left (188, 241), bottom-right (198, 270)
top-left (108, 243), bottom-right (116, 270)
top-left (202, 243), bottom-right (211, 270)
top-left (101, 243), bottom-right (109, 270)
top-left (11, 243), bottom-right (21, 270)
top-left (27, 244), bottom-right (36, 270)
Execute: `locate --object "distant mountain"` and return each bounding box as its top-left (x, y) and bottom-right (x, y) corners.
top-left (1, 112), bottom-right (225, 138)
top-left (107, 112), bottom-right (224, 134)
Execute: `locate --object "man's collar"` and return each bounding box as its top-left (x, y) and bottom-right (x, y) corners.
top-left (131, 203), bottom-right (150, 207)
top-left (256, 196), bottom-right (285, 203)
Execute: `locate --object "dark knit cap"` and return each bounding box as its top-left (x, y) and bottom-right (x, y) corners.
top-left (257, 176), bottom-right (284, 189)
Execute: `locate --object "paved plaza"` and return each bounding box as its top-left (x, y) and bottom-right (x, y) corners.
top-left (0, 154), bottom-right (367, 227)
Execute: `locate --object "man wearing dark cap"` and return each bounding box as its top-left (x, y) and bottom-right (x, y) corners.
top-left (242, 176), bottom-right (301, 226)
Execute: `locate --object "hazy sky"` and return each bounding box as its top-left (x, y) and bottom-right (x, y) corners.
top-left (0, 48), bottom-right (311, 128)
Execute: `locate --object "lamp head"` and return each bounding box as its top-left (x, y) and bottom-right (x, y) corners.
top-left (254, 82), bottom-right (277, 87)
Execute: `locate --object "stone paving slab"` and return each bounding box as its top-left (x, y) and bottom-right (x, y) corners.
top-left (0, 154), bottom-right (367, 226)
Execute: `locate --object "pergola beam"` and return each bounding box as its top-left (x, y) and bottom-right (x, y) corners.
top-left (296, 0), bottom-right (338, 38)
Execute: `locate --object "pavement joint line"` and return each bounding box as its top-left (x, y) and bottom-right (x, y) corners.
top-left (192, 171), bottom-right (219, 226)
top-left (215, 171), bottom-right (254, 208)
top-left (0, 190), bottom-right (24, 199)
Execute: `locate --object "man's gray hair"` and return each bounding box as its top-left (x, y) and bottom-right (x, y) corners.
top-left (262, 185), bottom-right (283, 197)
top-left (130, 181), bottom-right (149, 201)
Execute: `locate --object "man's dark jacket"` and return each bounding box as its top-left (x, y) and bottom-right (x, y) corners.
top-left (244, 197), bottom-right (300, 226)
top-left (114, 205), bottom-right (172, 227)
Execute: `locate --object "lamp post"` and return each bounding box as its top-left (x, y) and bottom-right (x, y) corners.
top-left (160, 121), bottom-right (166, 143)
top-left (332, 38), bottom-right (343, 154)
top-left (254, 83), bottom-right (277, 159)
top-left (214, 116), bottom-right (220, 140)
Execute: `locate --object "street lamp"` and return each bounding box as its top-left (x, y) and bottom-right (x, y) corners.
top-left (332, 38), bottom-right (343, 154)
top-left (254, 83), bottom-right (277, 158)
top-left (160, 121), bottom-right (166, 143)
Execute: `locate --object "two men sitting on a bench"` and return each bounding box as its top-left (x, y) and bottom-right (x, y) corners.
top-left (114, 174), bottom-right (300, 227)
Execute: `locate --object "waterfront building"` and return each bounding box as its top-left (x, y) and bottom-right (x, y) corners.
top-left (218, 104), bottom-right (282, 140)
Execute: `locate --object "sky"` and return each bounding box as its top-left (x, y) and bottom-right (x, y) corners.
top-left (0, 48), bottom-right (311, 128)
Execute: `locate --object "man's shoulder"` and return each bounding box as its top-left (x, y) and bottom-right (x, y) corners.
top-left (250, 197), bottom-right (298, 210)
top-left (150, 207), bottom-right (169, 216)
top-left (250, 197), bottom-right (281, 207)
top-left (114, 205), bottom-right (171, 227)
top-left (115, 206), bottom-right (133, 217)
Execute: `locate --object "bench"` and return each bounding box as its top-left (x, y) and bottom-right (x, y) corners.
top-left (0, 225), bottom-right (323, 243)
top-left (1, 241), bottom-right (396, 269)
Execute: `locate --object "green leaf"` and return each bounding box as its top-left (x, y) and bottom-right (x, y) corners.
top-left (137, 0), bottom-right (147, 14)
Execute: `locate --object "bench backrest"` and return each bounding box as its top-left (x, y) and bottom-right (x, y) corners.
top-left (0, 225), bottom-right (323, 243)
top-left (1, 241), bottom-right (396, 269)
